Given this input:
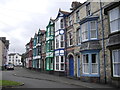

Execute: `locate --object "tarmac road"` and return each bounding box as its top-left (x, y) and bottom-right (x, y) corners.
top-left (2, 67), bottom-right (84, 88)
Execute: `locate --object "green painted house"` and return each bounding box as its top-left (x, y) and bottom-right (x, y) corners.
top-left (46, 18), bottom-right (55, 71)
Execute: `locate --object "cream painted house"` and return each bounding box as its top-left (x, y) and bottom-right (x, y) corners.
top-left (0, 37), bottom-right (9, 70)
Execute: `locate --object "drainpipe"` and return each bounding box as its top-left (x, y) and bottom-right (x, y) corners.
top-left (64, 16), bottom-right (67, 76)
top-left (100, 0), bottom-right (107, 84)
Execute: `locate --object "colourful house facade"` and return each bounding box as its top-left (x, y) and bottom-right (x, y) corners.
top-left (46, 19), bottom-right (55, 71)
top-left (54, 9), bottom-right (69, 75)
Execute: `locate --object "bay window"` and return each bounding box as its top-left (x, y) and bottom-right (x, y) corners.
top-left (82, 53), bottom-right (99, 75)
top-left (76, 28), bottom-right (81, 45)
top-left (91, 54), bottom-right (98, 74)
top-left (90, 21), bottom-right (97, 39)
top-left (112, 49), bottom-right (120, 77)
top-left (81, 23), bottom-right (88, 41)
top-left (109, 6), bottom-right (120, 33)
top-left (83, 54), bottom-right (89, 74)
top-left (81, 20), bottom-right (97, 42)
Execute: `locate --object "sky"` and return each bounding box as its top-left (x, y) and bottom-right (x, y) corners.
top-left (0, 0), bottom-right (86, 54)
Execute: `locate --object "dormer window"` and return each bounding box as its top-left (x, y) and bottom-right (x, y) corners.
top-left (76, 10), bottom-right (80, 22)
top-left (86, 3), bottom-right (91, 16)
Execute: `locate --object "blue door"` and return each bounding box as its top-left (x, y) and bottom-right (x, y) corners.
top-left (77, 56), bottom-right (80, 77)
top-left (69, 56), bottom-right (74, 76)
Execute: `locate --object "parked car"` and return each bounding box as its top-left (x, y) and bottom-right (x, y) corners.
top-left (6, 64), bottom-right (14, 70)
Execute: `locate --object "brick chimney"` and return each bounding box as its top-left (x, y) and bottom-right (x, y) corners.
top-left (70, 1), bottom-right (82, 11)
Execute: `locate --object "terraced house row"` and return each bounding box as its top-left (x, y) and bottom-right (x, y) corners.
top-left (23, 1), bottom-right (120, 87)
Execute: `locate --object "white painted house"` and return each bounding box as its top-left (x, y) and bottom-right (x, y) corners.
top-left (54, 9), bottom-right (69, 73)
top-left (7, 53), bottom-right (22, 66)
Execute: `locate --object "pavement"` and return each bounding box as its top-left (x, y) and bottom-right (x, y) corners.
top-left (12, 67), bottom-right (117, 89)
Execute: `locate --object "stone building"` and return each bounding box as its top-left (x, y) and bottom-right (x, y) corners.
top-left (0, 37), bottom-right (9, 70)
top-left (104, 1), bottom-right (120, 87)
top-left (65, 0), bottom-right (119, 87)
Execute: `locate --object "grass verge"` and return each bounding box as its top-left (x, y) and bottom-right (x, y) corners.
top-left (0, 80), bottom-right (22, 86)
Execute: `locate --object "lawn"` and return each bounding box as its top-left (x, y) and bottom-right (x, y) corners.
top-left (0, 80), bottom-right (22, 86)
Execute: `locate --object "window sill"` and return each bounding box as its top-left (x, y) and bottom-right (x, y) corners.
top-left (81, 74), bottom-right (100, 77)
top-left (82, 39), bottom-right (98, 43)
top-left (111, 77), bottom-right (120, 81)
top-left (109, 30), bottom-right (120, 37)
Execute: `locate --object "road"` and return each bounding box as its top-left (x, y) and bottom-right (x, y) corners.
top-left (2, 67), bottom-right (85, 88)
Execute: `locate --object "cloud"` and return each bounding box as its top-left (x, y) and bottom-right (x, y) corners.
top-left (0, 0), bottom-right (86, 54)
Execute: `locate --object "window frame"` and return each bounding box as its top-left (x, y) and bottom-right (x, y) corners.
top-left (60, 34), bottom-right (64, 48)
top-left (108, 6), bottom-right (120, 33)
top-left (81, 22), bottom-right (89, 42)
top-left (76, 10), bottom-right (80, 23)
top-left (112, 49), bottom-right (120, 77)
top-left (55, 35), bottom-right (59, 49)
top-left (81, 20), bottom-right (97, 42)
top-left (68, 31), bottom-right (73, 46)
top-left (76, 28), bottom-right (81, 45)
top-left (86, 3), bottom-right (91, 16)
top-left (82, 52), bottom-right (99, 75)
top-left (60, 19), bottom-right (64, 29)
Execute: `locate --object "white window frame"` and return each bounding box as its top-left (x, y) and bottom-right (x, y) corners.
top-left (55, 56), bottom-right (65, 71)
top-left (55, 35), bottom-right (59, 49)
top-left (89, 21), bottom-right (97, 40)
top-left (112, 49), bottom-right (120, 77)
top-left (68, 31), bottom-right (73, 46)
top-left (55, 56), bottom-right (59, 71)
top-left (60, 56), bottom-right (65, 71)
top-left (82, 54), bottom-right (89, 74)
top-left (91, 53), bottom-right (98, 74)
top-left (81, 20), bottom-right (97, 42)
top-left (51, 26), bottom-right (54, 36)
top-left (76, 28), bottom-right (81, 45)
top-left (81, 22), bottom-right (88, 42)
top-left (82, 53), bottom-right (99, 75)
top-left (109, 6), bottom-right (120, 33)
top-left (60, 34), bottom-right (64, 48)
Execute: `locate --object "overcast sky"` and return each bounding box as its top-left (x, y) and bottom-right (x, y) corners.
top-left (0, 0), bottom-right (86, 54)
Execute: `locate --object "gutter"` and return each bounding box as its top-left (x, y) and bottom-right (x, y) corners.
top-left (100, 0), bottom-right (107, 84)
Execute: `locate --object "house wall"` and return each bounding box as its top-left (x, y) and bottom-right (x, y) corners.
top-left (66, 1), bottom-right (113, 84)
top-left (8, 54), bottom-right (22, 66)
top-left (0, 40), bottom-right (3, 69)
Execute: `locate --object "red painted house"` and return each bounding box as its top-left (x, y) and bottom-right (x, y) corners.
top-left (28, 38), bottom-right (33, 69)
